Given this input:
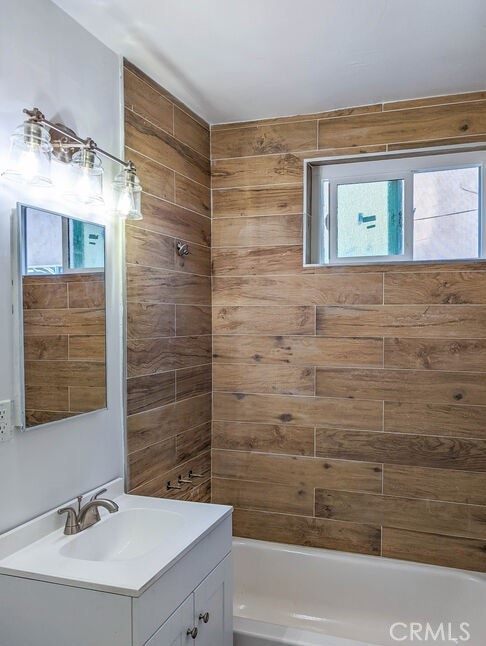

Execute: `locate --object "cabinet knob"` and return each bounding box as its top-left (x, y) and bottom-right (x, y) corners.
top-left (186, 626), bottom-right (198, 639)
top-left (199, 611), bottom-right (210, 624)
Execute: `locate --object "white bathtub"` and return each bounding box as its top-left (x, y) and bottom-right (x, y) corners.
top-left (233, 538), bottom-right (486, 646)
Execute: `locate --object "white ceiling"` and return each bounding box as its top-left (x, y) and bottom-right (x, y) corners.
top-left (52, 0), bottom-right (486, 125)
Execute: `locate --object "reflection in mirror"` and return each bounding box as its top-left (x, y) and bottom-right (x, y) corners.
top-left (18, 204), bottom-right (106, 430)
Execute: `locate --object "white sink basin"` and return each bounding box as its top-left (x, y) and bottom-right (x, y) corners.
top-left (0, 479), bottom-right (232, 596)
top-left (59, 508), bottom-right (185, 562)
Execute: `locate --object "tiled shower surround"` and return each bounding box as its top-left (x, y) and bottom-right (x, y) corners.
top-left (124, 66), bottom-right (486, 572)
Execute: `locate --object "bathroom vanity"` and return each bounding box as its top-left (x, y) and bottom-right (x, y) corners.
top-left (0, 479), bottom-right (233, 645)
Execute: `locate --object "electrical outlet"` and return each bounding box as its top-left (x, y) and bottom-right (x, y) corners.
top-left (0, 400), bottom-right (13, 442)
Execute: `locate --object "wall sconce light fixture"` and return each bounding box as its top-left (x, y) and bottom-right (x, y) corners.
top-left (1, 107), bottom-right (143, 220)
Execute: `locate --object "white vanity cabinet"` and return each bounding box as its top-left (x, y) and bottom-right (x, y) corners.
top-left (146, 555), bottom-right (232, 646)
top-left (0, 486), bottom-right (233, 646)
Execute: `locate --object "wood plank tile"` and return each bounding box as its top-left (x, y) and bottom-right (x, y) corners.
top-left (127, 265), bottom-right (211, 305)
top-left (211, 103), bottom-right (381, 130)
top-left (24, 385), bottom-right (69, 411)
top-left (24, 335), bottom-right (68, 360)
top-left (176, 364), bottom-right (212, 400)
top-left (212, 246), bottom-right (312, 276)
top-left (68, 335), bottom-right (105, 361)
top-left (159, 453), bottom-right (210, 494)
top-left (128, 437), bottom-right (177, 489)
top-left (212, 185), bottom-right (302, 218)
top-left (316, 429), bottom-right (486, 471)
top-left (175, 305), bottom-right (212, 336)
top-left (127, 302), bottom-right (175, 339)
top-left (213, 364), bottom-right (315, 396)
top-left (211, 121), bottom-right (317, 159)
top-left (316, 305), bottom-right (486, 338)
top-left (384, 402), bottom-right (486, 439)
top-left (213, 306), bottom-right (315, 335)
top-left (382, 527), bottom-right (486, 572)
top-left (174, 106), bottom-right (210, 158)
top-left (213, 477), bottom-right (314, 515)
top-left (212, 449), bottom-right (382, 493)
top-left (127, 371), bottom-right (175, 416)
top-left (174, 173), bottom-right (210, 217)
top-left (212, 153), bottom-right (303, 188)
top-left (175, 422), bottom-right (211, 464)
top-left (315, 260), bottom-right (484, 275)
top-left (23, 282), bottom-right (67, 309)
top-left (133, 193), bottom-right (211, 247)
top-left (383, 91), bottom-right (486, 111)
top-left (127, 335), bottom-right (211, 377)
top-left (213, 335), bottom-right (383, 367)
top-left (384, 338), bottom-right (486, 371)
top-left (68, 282), bottom-right (105, 309)
top-left (124, 148), bottom-right (174, 202)
top-left (25, 410), bottom-right (76, 427)
top-left (213, 274), bottom-right (383, 306)
top-left (185, 479), bottom-right (211, 503)
top-left (383, 465), bottom-right (486, 506)
top-left (213, 393), bottom-right (383, 431)
top-left (126, 224), bottom-right (173, 269)
top-left (173, 240), bottom-right (211, 276)
top-left (23, 308), bottom-right (105, 336)
top-left (212, 214), bottom-right (302, 248)
top-left (126, 225), bottom-right (210, 276)
top-left (233, 508), bottom-right (381, 556)
top-left (316, 367), bottom-right (486, 405)
top-left (125, 109), bottom-right (210, 187)
top-left (315, 488), bottom-right (486, 540)
top-left (129, 451), bottom-right (211, 498)
top-left (212, 421), bottom-right (314, 456)
top-left (127, 393), bottom-right (211, 453)
top-left (69, 386), bottom-right (106, 412)
top-left (388, 134), bottom-right (486, 152)
top-left (124, 69), bottom-right (173, 134)
top-left (124, 60), bottom-right (209, 128)
top-left (384, 271), bottom-right (486, 304)
top-left (25, 360), bottom-right (105, 388)
top-left (318, 101), bottom-right (486, 149)
top-left (22, 273), bottom-right (103, 284)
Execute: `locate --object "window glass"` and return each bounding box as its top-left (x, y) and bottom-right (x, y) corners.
top-left (413, 167), bottom-right (480, 261)
top-left (336, 179), bottom-right (404, 258)
top-left (25, 208), bottom-right (63, 274)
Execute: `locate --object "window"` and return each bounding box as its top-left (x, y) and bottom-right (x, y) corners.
top-left (305, 148), bottom-right (484, 265)
top-left (22, 206), bottom-right (105, 274)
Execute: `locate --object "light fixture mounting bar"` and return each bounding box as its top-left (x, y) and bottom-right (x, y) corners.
top-left (23, 107), bottom-right (133, 170)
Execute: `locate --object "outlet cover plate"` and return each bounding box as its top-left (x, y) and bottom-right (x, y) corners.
top-left (0, 400), bottom-right (13, 442)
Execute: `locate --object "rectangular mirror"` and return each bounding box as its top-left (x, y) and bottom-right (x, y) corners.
top-left (17, 204), bottom-right (106, 430)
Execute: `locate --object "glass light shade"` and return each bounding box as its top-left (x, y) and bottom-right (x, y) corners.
top-left (112, 167), bottom-right (143, 220)
top-left (64, 149), bottom-right (104, 204)
top-left (1, 121), bottom-right (52, 186)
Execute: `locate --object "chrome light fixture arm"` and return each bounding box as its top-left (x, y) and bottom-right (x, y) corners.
top-left (5, 106), bottom-right (144, 219)
top-left (23, 107), bottom-right (132, 170)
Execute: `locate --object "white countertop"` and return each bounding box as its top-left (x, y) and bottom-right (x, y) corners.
top-left (0, 479), bottom-right (232, 597)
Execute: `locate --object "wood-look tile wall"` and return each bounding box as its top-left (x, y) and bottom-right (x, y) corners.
top-left (124, 61), bottom-right (211, 502)
top-left (23, 272), bottom-right (106, 426)
top-left (211, 91), bottom-right (486, 572)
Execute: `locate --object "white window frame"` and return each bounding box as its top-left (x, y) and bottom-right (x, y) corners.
top-left (304, 145), bottom-right (486, 266)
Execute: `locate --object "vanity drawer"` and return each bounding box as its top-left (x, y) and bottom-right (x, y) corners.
top-left (132, 516), bottom-right (232, 646)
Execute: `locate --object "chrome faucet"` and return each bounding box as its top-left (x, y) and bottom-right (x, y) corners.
top-left (57, 488), bottom-right (119, 535)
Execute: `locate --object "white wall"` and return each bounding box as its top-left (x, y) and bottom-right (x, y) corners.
top-left (0, 0), bottom-right (125, 533)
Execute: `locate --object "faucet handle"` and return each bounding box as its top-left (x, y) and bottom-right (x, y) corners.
top-left (57, 506), bottom-right (80, 535)
top-left (90, 487), bottom-right (107, 501)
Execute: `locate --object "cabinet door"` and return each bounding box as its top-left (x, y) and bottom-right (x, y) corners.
top-left (194, 555), bottom-right (233, 646)
top-left (145, 595), bottom-right (195, 646)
